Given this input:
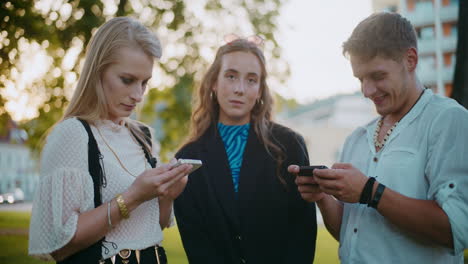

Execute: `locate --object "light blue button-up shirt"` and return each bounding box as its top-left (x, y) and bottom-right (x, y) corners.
top-left (338, 89), bottom-right (468, 264)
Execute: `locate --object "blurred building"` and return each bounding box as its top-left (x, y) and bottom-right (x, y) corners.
top-left (372, 0), bottom-right (401, 12)
top-left (373, 0), bottom-right (459, 97)
top-left (277, 93), bottom-right (377, 226)
top-left (278, 93), bottom-right (377, 167)
top-left (0, 119), bottom-right (39, 201)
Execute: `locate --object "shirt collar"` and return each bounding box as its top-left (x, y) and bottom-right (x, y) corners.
top-left (365, 89), bottom-right (433, 153)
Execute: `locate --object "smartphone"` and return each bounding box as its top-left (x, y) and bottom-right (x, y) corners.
top-left (298, 165), bottom-right (328, 176)
top-left (172, 159), bottom-right (203, 174)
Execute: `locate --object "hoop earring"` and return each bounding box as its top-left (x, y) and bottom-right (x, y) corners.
top-left (211, 91), bottom-right (218, 103)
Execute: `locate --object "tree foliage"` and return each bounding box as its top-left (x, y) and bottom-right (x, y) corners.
top-left (0, 94), bottom-right (11, 138)
top-left (0, 0), bottom-right (290, 160)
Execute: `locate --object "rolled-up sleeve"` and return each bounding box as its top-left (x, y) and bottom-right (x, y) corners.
top-left (426, 106), bottom-right (468, 254)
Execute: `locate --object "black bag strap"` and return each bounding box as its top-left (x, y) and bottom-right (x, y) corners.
top-left (131, 125), bottom-right (157, 168)
top-left (78, 119), bottom-right (106, 207)
top-left (58, 118), bottom-right (106, 264)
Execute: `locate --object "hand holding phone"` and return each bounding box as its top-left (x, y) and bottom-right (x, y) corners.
top-left (172, 159), bottom-right (203, 174)
top-left (293, 165), bottom-right (328, 202)
top-left (298, 165), bottom-right (328, 176)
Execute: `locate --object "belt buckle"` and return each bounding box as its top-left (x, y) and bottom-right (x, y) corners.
top-left (118, 249), bottom-right (131, 264)
top-left (104, 246), bottom-right (158, 264)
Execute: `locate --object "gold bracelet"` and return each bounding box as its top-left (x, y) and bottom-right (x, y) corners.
top-left (116, 194), bottom-right (130, 219)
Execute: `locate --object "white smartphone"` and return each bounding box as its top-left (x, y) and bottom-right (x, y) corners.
top-left (172, 159), bottom-right (203, 174)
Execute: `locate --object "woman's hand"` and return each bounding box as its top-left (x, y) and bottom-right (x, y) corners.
top-left (124, 160), bottom-right (192, 209)
top-left (161, 174), bottom-right (188, 201)
top-left (162, 158), bottom-right (190, 200)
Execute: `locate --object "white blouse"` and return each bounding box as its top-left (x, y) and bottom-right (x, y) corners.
top-left (28, 117), bottom-right (173, 260)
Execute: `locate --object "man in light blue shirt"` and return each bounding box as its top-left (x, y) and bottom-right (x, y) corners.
top-left (290, 12), bottom-right (468, 263)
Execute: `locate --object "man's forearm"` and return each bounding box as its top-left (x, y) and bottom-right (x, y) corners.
top-left (376, 185), bottom-right (453, 248)
top-left (317, 195), bottom-right (343, 241)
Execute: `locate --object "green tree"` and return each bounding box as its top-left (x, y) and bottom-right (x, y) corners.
top-left (0, 94), bottom-right (11, 138)
top-left (0, 0), bottom-right (291, 160)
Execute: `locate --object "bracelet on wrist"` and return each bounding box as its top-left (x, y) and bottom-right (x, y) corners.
top-left (359, 177), bottom-right (376, 204)
top-left (116, 194), bottom-right (130, 219)
top-left (107, 201), bottom-right (114, 229)
top-left (368, 183), bottom-right (386, 209)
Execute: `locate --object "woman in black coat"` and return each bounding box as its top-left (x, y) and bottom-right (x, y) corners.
top-left (174, 35), bottom-right (317, 264)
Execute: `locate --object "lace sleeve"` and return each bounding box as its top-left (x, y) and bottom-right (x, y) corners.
top-left (28, 118), bottom-right (95, 260)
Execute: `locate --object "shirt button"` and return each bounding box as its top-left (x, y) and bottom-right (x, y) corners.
top-left (354, 228), bottom-right (358, 233)
top-left (449, 183), bottom-right (455, 188)
top-left (373, 157), bottom-right (378, 162)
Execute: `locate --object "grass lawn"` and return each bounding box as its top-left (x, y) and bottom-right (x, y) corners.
top-left (1, 211), bottom-right (466, 263)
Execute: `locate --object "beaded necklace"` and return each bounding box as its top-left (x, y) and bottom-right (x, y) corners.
top-left (373, 89), bottom-right (426, 150)
top-left (373, 119), bottom-right (398, 149)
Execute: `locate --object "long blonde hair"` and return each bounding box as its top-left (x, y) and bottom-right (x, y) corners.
top-left (186, 39), bottom-right (287, 184)
top-left (63, 17), bottom-right (162, 153)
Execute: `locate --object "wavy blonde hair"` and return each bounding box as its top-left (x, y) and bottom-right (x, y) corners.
top-left (185, 39), bottom-right (287, 184)
top-left (63, 17), bottom-right (162, 153)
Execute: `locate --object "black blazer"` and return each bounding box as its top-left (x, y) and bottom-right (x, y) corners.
top-left (174, 123), bottom-right (317, 264)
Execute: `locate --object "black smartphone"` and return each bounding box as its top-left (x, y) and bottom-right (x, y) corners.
top-left (298, 165), bottom-right (328, 176)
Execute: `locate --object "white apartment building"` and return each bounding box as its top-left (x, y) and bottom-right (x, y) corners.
top-left (0, 125), bottom-right (39, 201)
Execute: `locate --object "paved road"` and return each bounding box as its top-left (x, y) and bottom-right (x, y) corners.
top-left (0, 202), bottom-right (32, 212)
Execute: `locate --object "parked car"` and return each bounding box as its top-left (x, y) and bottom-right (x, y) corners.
top-left (0, 188), bottom-right (24, 204)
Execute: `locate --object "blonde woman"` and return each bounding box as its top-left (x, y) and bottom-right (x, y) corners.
top-left (28, 17), bottom-right (191, 264)
top-left (174, 36), bottom-right (317, 263)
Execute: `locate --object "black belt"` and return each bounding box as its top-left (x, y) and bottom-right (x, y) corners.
top-left (100, 245), bottom-right (167, 264)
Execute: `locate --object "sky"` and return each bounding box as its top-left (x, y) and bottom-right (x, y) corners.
top-left (277, 0), bottom-right (373, 103)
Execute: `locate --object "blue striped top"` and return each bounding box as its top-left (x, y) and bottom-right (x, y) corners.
top-left (217, 122), bottom-right (250, 193)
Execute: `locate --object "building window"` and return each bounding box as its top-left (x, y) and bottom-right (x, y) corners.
top-left (443, 53), bottom-right (453, 66)
top-left (421, 26), bottom-right (435, 40)
top-left (451, 25), bottom-right (458, 37)
top-left (415, 0), bottom-right (432, 3)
